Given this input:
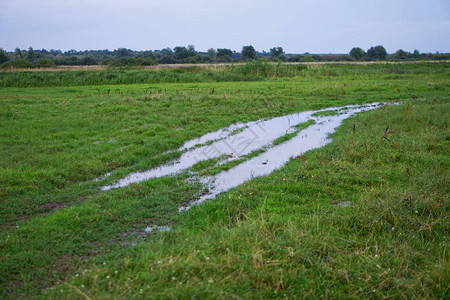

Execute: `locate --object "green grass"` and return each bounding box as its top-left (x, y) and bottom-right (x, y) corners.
top-left (273, 131), bottom-right (300, 146)
top-left (45, 98), bottom-right (449, 299)
top-left (311, 110), bottom-right (339, 117)
top-left (0, 61), bottom-right (448, 88)
top-left (293, 119), bottom-right (316, 130)
top-left (0, 63), bottom-right (449, 298)
top-left (0, 61), bottom-right (308, 87)
top-left (273, 120), bottom-right (317, 145)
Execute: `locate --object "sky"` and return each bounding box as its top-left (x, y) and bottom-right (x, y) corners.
top-left (0, 0), bottom-right (449, 54)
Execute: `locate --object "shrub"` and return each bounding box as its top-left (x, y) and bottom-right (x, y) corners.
top-left (35, 58), bottom-right (56, 68)
top-left (367, 45), bottom-right (387, 60)
top-left (0, 48), bottom-right (9, 64)
top-left (1, 58), bottom-right (35, 69)
top-left (304, 55), bottom-right (314, 62)
top-left (109, 57), bottom-right (137, 67)
top-left (349, 47), bottom-right (365, 60)
top-left (136, 57), bottom-right (157, 66)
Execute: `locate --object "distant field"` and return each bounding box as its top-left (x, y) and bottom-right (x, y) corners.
top-left (1, 61), bottom-right (449, 88)
top-left (0, 62), bottom-right (448, 298)
top-left (0, 60), bottom-right (447, 73)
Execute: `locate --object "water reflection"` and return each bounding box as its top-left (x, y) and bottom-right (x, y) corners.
top-left (101, 103), bottom-right (383, 211)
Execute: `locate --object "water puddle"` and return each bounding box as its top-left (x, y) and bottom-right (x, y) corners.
top-left (144, 225), bottom-right (171, 234)
top-left (94, 172), bottom-right (112, 182)
top-left (338, 201), bottom-right (352, 208)
top-left (100, 103), bottom-right (385, 210)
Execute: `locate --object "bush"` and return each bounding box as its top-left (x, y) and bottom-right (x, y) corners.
top-left (349, 47), bottom-right (365, 60)
top-left (35, 58), bottom-right (56, 68)
top-left (1, 58), bottom-right (35, 69)
top-left (393, 49), bottom-right (408, 60)
top-left (135, 57), bottom-right (157, 66)
top-left (304, 55), bottom-right (314, 62)
top-left (109, 57), bottom-right (137, 67)
top-left (367, 45), bottom-right (387, 60)
top-left (0, 48), bottom-right (9, 64)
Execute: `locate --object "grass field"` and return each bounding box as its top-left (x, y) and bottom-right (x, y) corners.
top-left (0, 63), bottom-right (449, 298)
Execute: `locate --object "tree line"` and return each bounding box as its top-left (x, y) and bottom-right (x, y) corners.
top-left (0, 45), bottom-right (448, 69)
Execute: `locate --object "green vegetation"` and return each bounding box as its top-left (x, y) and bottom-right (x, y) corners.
top-left (241, 45), bottom-right (257, 61)
top-left (349, 47), bottom-right (365, 60)
top-left (0, 58), bottom-right (35, 70)
top-left (0, 63), bottom-right (448, 298)
top-left (1, 61), bottom-right (449, 88)
top-left (293, 119), bottom-right (316, 130)
top-left (367, 45), bottom-right (388, 60)
top-left (0, 62), bottom-right (304, 87)
top-left (0, 48), bottom-right (9, 64)
top-left (0, 45), bottom-right (448, 69)
top-left (273, 131), bottom-right (299, 146)
top-left (273, 120), bottom-right (316, 146)
top-left (35, 58), bottom-right (56, 68)
top-left (48, 99), bottom-right (449, 299)
top-left (311, 110), bottom-right (339, 117)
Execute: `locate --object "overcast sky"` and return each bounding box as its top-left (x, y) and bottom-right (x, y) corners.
top-left (0, 0), bottom-right (449, 54)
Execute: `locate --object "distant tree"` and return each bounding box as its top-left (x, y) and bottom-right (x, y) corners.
top-left (241, 45), bottom-right (257, 61)
top-left (160, 48), bottom-right (176, 64)
top-left (187, 45), bottom-right (197, 57)
top-left (412, 50), bottom-right (420, 58)
top-left (349, 47), bottom-right (365, 60)
top-left (207, 48), bottom-right (216, 61)
top-left (269, 47), bottom-right (284, 59)
top-left (393, 49), bottom-right (408, 60)
top-left (152, 50), bottom-right (163, 61)
top-left (27, 47), bottom-right (36, 62)
top-left (140, 51), bottom-right (155, 60)
top-left (174, 46), bottom-right (189, 60)
top-left (116, 48), bottom-right (131, 58)
top-left (216, 48), bottom-right (233, 62)
top-left (161, 48), bottom-right (174, 57)
top-left (14, 47), bottom-right (22, 59)
top-left (0, 48), bottom-right (9, 64)
top-left (50, 49), bottom-right (62, 56)
top-left (66, 49), bottom-right (78, 56)
top-left (367, 45), bottom-right (387, 60)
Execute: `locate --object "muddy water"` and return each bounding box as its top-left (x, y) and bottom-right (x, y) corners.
top-left (101, 103), bottom-right (383, 209)
top-left (178, 103), bottom-right (383, 211)
top-left (101, 111), bottom-right (315, 190)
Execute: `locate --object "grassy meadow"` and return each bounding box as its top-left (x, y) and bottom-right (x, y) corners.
top-left (0, 62), bottom-right (449, 298)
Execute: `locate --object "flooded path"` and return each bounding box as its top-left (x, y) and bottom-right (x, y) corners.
top-left (101, 103), bottom-right (384, 210)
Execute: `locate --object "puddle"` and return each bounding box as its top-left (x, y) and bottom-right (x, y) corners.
top-left (100, 103), bottom-right (385, 210)
top-left (178, 104), bottom-right (382, 211)
top-left (144, 225), bottom-right (171, 233)
top-left (102, 107), bottom-right (341, 191)
top-left (94, 172), bottom-right (112, 182)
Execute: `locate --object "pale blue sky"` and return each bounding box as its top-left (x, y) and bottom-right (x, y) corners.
top-left (0, 0), bottom-right (449, 53)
